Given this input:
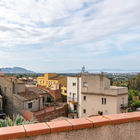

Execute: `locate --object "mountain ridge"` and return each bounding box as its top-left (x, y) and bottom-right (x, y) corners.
top-left (0, 67), bottom-right (35, 74)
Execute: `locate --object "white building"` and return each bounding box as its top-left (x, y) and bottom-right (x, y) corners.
top-left (67, 73), bottom-right (128, 118)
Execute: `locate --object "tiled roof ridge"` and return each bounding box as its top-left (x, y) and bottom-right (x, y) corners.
top-left (0, 112), bottom-right (140, 140)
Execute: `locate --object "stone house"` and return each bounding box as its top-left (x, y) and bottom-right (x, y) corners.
top-left (0, 76), bottom-right (17, 116)
top-left (0, 76), bottom-right (50, 116)
top-left (13, 90), bottom-right (44, 115)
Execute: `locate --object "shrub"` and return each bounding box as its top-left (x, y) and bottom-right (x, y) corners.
top-left (0, 114), bottom-right (37, 127)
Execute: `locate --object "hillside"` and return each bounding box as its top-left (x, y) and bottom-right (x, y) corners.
top-left (1, 67), bottom-right (35, 74)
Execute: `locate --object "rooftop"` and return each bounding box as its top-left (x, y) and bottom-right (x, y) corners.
top-left (49, 75), bottom-right (66, 80)
top-left (34, 103), bottom-right (67, 116)
top-left (25, 85), bottom-right (47, 95)
top-left (17, 80), bottom-right (24, 84)
top-left (17, 91), bottom-right (41, 101)
top-left (0, 69), bottom-right (4, 76)
top-left (110, 86), bottom-right (127, 89)
top-left (0, 75), bottom-right (24, 84)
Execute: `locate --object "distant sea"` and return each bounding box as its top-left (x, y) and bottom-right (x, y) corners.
top-left (57, 69), bottom-right (140, 74)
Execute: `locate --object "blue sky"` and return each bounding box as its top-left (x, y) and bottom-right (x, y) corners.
top-left (0, 0), bottom-right (140, 72)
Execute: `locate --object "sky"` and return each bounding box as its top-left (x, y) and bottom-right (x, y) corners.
top-left (0, 0), bottom-right (140, 73)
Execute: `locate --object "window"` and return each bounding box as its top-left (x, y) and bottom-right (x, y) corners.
top-left (121, 97), bottom-right (124, 105)
top-left (72, 83), bottom-right (76, 86)
top-left (62, 112), bottom-right (65, 116)
top-left (83, 96), bottom-right (86, 101)
top-left (28, 102), bottom-right (32, 109)
top-left (83, 109), bottom-right (86, 113)
top-left (83, 82), bottom-right (88, 87)
top-left (0, 86), bottom-right (1, 93)
top-left (4, 99), bottom-right (7, 105)
top-left (102, 98), bottom-right (106, 104)
top-left (4, 87), bottom-right (7, 93)
top-left (73, 93), bottom-right (76, 98)
top-left (43, 97), bottom-right (45, 103)
top-left (64, 90), bottom-right (67, 93)
top-left (13, 84), bottom-right (16, 93)
top-left (74, 105), bottom-right (77, 111)
top-left (98, 111), bottom-right (103, 115)
top-left (69, 92), bottom-right (71, 95)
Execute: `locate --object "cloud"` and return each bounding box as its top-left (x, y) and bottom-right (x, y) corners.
top-left (0, 0), bottom-right (140, 71)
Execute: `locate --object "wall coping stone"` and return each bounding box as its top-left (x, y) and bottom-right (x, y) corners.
top-left (0, 112), bottom-right (140, 140)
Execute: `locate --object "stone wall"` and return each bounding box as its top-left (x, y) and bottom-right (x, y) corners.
top-left (13, 95), bottom-right (24, 115)
top-left (0, 76), bottom-right (14, 116)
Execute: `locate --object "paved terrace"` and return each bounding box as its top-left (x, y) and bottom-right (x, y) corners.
top-left (0, 112), bottom-right (140, 140)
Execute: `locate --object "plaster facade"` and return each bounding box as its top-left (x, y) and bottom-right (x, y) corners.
top-left (67, 74), bottom-right (128, 118)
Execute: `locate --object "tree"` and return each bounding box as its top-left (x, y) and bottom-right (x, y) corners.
top-left (128, 73), bottom-right (140, 91)
top-left (131, 100), bottom-right (140, 108)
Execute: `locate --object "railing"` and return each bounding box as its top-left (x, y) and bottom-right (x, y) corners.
top-left (68, 97), bottom-right (78, 104)
top-left (68, 108), bottom-right (77, 114)
top-left (68, 97), bottom-right (78, 102)
top-left (120, 104), bottom-right (128, 110)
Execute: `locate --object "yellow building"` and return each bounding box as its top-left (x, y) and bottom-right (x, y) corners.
top-left (37, 73), bottom-right (67, 96)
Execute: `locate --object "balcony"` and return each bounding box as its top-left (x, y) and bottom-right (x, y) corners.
top-left (120, 104), bottom-right (128, 110)
top-left (68, 108), bottom-right (78, 118)
top-left (68, 97), bottom-right (78, 104)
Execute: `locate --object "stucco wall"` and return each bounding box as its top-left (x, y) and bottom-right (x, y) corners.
top-left (67, 77), bottom-right (79, 111)
top-left (12, 121), bottom-right (140, 140)
top-left (104, 87), bottom-right (128, 95)
top-left (117, 94), bottom-right (128, 113)
top-left (24, 97), bottom-right (43, 112)
top-left (80, 93), bottom-right (128, 117)
top-left (80, 94), bottom-right (118, 117)
top-left (13, 95), bottom-right (24, 115)
top-left (81, 75), bottom-right (110, 94)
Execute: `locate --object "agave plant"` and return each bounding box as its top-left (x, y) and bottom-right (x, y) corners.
top-left (0, 119), bottom-right (8, 127)
top-left (0, 114), bottom-right (37, 127)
